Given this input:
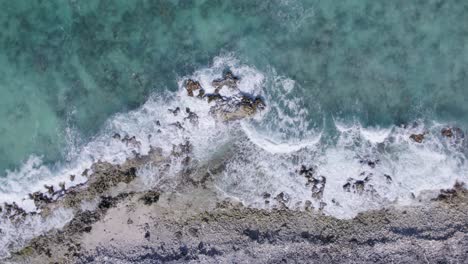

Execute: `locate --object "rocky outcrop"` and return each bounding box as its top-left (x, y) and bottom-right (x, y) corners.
top-left (8, 179), bottom-right (468, 264)
top-left (212, 70), bottom-right (240, 91)
top-left (298, 165), bottom-right (326, 200)
top-left (441, 127), bottom-right (465, 145)
top-left (409, 133), bottom-right (425, 143)
top-left (211, 95), bottom-right (265, 121)
top-left (185, 79), bottom-right (203, 97)
top-left (183, 70), bottom-right (266, 122)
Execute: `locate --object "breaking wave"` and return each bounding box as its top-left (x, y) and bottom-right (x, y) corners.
top-left (1, 55), bottom-right (468, 257)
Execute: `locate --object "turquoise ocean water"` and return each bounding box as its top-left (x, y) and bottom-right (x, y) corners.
top-left (1, 0), bottom-right (468, 175)
top-left (3, 1), bottom-right (468, 255)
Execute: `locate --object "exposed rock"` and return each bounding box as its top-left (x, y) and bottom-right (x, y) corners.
top-left (384, 174), bottom-right (393, 184)
top-left (298, 165), bottom-right (326, 199)
top-left (359, 158), bottom-right (380, 168)
top-left (171, 141), bottom-right (192, 157)
top-left (168, 107), bottom-right (181, 116)
top-left (121, 135), bottom-right (141, 148)
top-left (44, 185), bottom-right (54, 195)
top-left (434, 182), bottom-right (466, 202)
top-left (2, 202), bottom-right (27, 220)
top-left (298, 165), bottom-right (315, 178)
top-left (185, 79), bottom-right (203, 97)
top-left (139, 191), bottom-right (160, 206)
top-left (442, 128), bottom-right (454, 138)
top-left (212, 69), bottom-right (240, 91)
top-left (170, 121), bottom-right (184, 130)
top-left (343, 175), bottom-right (372, 194)
top-left (409, 133), bottom-right (425, 143)
top-left (197, 89), bottom-right (205, 98)
top-left (441, 127), bottom-right (465, 144)
top-left (184, 107), bottom-right (199, 125)
top-left (28, 192), bottom-right (52, 208)
top-left (274, 192), bottom-right (290, 208)
top-left (112, 133), bottom-right (121, 140)
top-left (7, 157), bottom-right (468, 264)
top-left (206, 93), bottom-right (223, 103)
top-left (212, 95), bottom-right (265, 121)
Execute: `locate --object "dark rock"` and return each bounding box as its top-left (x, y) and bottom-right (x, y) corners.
top-left (70, 175), bottom-right (76, 182)
top-left (311, 176), bottom-right (327, 199)
top-left (144, 231), bottom-right (150, 240)
top-left (441, 128), bottom-right (453, 138)
top-left (441, 127), bottom-right (464, 144)
top-left (112, 133), bottom-right (121, 140)
top-left (29, 192), bottom-right (52, 208)
top-left (299, 165), bottom-right (315, 178)
top-left (343, 182), bottom-right (351, 192)
top-left (170, 122), bottom-right (184, 130)
top-left (213, 95), bottom-right (265, 121)
top-left (185, 79), bottom-right (202, 97)
top-left (410, 134), bottom-right (425, 143)
top-left (122, 135), bottom-right (141, 148)
top-left (343, 175), bottom-right (372, 195)
top-left (168, 107), bottom-right (180, 116)
top-left (384, 174), bottom-right (393, 184)
top-left (243, 229), bottom-right (260, 241)
top-left (98, 196), bottom-right (116, 210)
top-left (299, 165), bottom-right (326, 199)
top-left (197, 89), bottom-right (205, 98)
top-left (179, 245), bottom-right (189, 256)
top-left (188, 227), bottom-right (198, 237)
top-left (198, 242), bottom-right (204, 251)
top-left (59, 182), bottom-right (66, 191)
top-left (206, 93), bottom-right (223, 103)
top-left (171, 141), bottom-right (192, 157)
top-left (139, 191), bottom-right (160, 206)
top-left (359, 158), bottom-right (380, 168)
top-left (184, 108), bottom-right (199, 125)
top-left (212, 69), bottom-right (240, 91)
top-left (44, 185), bottom-right (54, 195)
top-left (434, 181), bottom-right (466, 202)
top-left (275, 192), bottom-right (290, 204)
top-left (205, 247), bottom-right (222, 257)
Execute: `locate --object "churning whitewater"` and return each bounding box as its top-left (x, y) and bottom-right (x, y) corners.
top-left (1, 55), bottom-right (467, 216)
top-left (1, 56), bottom-right (468, 257)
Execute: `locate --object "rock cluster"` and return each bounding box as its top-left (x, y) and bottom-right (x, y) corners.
top-left (409, 133), bottom-right (425, 143)
top-left (183, 69), bottom-right (265, 122)
top-left (298, 165), bottom-right (326, 200)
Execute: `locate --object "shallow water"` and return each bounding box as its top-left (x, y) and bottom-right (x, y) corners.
top-left (1, 0), bottom-right (468, 174)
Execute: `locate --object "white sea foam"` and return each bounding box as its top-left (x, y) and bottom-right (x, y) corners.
top-left (0, 207), bottom-right (74, 259)
top-left (1, 55), bottom-right (468, 257)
